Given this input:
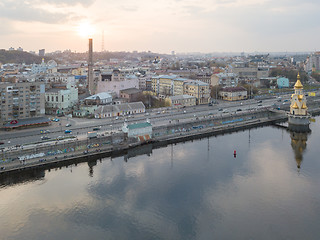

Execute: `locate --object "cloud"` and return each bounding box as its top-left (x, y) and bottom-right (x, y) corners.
top-left (0, 0), bottom-right (96, 24)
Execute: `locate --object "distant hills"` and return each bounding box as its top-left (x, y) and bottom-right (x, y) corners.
top-left (0, 49), bottom-right (49, 65)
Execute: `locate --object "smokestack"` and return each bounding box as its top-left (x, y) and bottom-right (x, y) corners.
top-left (88, 38), bottom-right (94, 95)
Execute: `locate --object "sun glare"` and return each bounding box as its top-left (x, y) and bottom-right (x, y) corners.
top-left (76, 22), bottom-right (95, 38)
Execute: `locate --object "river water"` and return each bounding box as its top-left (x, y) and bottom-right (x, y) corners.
top-left (1, 117), bottom-right (320, 240)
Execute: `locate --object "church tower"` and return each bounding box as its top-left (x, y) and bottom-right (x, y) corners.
top-left (288, 73), bottom-right (310, 132)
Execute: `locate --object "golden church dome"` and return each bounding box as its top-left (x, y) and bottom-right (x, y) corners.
top-left (302, 102), bottom-right (307, 109)
top-left (294, 73), bottom-right (303, 89)
top-left (292, 102), bottom-right (299, 109)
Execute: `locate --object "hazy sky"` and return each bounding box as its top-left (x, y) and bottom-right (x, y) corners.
top-left (1, 0), bottom-right (319, 54)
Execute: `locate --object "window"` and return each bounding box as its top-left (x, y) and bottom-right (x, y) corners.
top-left (47, 96), bottom-right (49, 101)
top-left (62, 95), bottom-right (64, 102)
top-left (52, 96), bottom-right (54, 101)
top-left (56, 96), bottom-right (58, 102)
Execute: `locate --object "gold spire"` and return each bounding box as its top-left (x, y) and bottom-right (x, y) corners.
top-left (294, 73), bottom-right (303, 89)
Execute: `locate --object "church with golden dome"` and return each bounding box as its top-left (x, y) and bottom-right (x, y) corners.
top-left (288, 73), bottom-right (310, 132)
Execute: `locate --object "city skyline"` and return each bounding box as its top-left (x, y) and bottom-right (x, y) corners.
top-left (1, 0), bottom-right (319, 54)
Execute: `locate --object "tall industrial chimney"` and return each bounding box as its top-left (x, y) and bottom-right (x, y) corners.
top-left (88, 38), bottom-right (94, 95)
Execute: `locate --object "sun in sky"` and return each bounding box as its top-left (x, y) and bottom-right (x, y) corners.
top-left (76, 21), bottom-right (96, 38)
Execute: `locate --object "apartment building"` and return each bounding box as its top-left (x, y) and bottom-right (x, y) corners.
top-left (231, 62), bottom-right (269, 81)
top-left (211, 72), bottom-right (238, 87)
top-left (169, 95), bottom-right (196, 108)
top-left (183, 80), bottom-right (210, 105)
top-left (304, 52), bottom-right (320, 73)
top-left (219, 87), bottom-right (247, 101)
top-left (0, 81), bottom-right (45, 123)
top-left (151, 75), bottom-right (185, 97)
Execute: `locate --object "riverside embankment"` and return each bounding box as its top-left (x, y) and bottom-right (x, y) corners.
top-left (1, 106), bottom-right (319, 175)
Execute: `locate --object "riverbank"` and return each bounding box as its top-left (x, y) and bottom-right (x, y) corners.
top-left (0, 108), bottom-right (292, 175)
top-left (2, 105), bottom-right (320, 175)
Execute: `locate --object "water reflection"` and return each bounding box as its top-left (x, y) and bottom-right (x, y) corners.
top-left (1, 119), bottom-right (320, 240)
top-left (0, 169), bottom-right (45, 188)
top-left (290, 130), bottom-right (310, 171)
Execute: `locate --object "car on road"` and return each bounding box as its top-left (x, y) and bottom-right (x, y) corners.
top-left (41, 136), bottom-right (51, 140)
top-left (115, 116), bottom-right (119, 120)
top-left (237, 109), bottom-right (242, 111)
top-left (93, 126), bottom-right (101, 131)
top-left (218, 108), bottom-right (223, 111)
top-left (258, 103), bottom-right (263, 106)
top-left (0, 142), bottom-right (4, 145)
top-left (183, 110), bottom-right (186, 114)
top-left (66, 123), bottom-right (72, 127)
top-left (65, 130), bottom-right (72, 134)
top-left (40, 130), bottom-right (50, 134)
top-left (52, 118), bottom-right (60, 122)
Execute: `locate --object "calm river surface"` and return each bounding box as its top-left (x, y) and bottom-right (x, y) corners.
top-left (1, 117), bottom-right (320, 240)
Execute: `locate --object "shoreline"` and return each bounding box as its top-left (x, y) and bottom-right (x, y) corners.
top-left (1, 107), bottom-right (319, 175)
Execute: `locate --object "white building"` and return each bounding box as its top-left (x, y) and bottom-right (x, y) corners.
top-left (45, 83), bottom-right (78, 115)
top-left (122, 121), bottom-right (152, 141)
top-left (94, 102), bottom-right (145, 118)
top-left (31, 59), bottom-right (58, 74)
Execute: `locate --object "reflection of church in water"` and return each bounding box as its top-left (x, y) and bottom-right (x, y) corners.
top-left (290, 131), bottom-right (310, 170)
top-left (287, 73), bottom-right (311, 170)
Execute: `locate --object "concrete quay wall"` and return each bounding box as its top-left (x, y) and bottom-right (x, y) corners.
top-left (0, 109), bottom-right (299, 175)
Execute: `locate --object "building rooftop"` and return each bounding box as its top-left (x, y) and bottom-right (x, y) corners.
top-left (221, 86), bottom-right (247, 92)
top-left (85, 92), bottom-right (112, 100)
top-left (170, 94), bottom-right (195, 100)
top-left (120, 88), bottom-right (142, 95)
top-left (3, 117), bottom-right (51, 129)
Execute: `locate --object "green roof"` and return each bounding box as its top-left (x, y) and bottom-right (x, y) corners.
top-left (127, 122), bottom-right (152, 130)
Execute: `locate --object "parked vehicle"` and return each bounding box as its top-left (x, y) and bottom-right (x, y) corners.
top-left (65, 130), bottom-right (72, 134)
top-left (88, 131), bottom-right (97, 139)
top-left (93, 126), bottom-right (101, 131)
top-left (66, 123), bottom-right (71, 127)
top-left (41, 136), bottom-right (51, 140)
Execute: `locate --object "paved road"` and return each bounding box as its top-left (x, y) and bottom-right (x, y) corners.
top-left (0, 93), bottom-right (304, 150)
